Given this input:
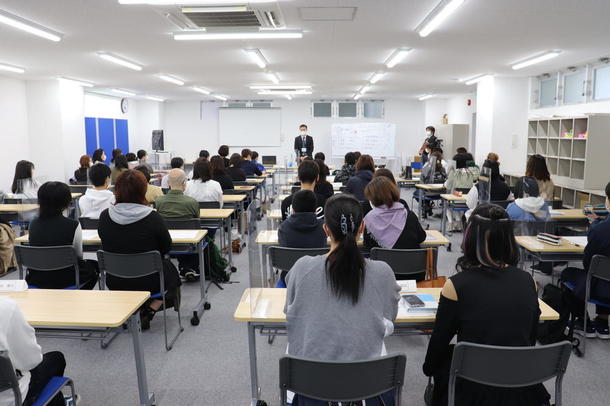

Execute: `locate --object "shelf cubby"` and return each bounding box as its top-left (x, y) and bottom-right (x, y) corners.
top-left (536, 138), bottom-right (547, 154)
top-left (549, 120), bottom-right (560, 138)
top-left (562, 188), bottom-right (576, 208)
top-left (537, 121), bottom-right (549, 138)
top-left (574, 118), bottom-right (588, 138)
top-left (571, 160), bottom-right (585, 180)
top-left (560, 119), bottom-right (573, 138)
top-left (528, 121), bottom-right (537, 138)
top-left (547, 139), bottom-right (559, 157)
top-left (558, 159), bottom-right (571, 177)
top-left (572, 139), bottom-right (586, 159)
top-left (559, 139), bottom-right (572, 158)
top-left (527, 138), bottom-right (536, 154)
top-left (591, 194), bottom-right (606, 205)
top-left (547, 157), bottom-right (558, 175)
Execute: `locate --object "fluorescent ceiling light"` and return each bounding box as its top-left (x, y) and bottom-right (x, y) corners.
top-left (511, 50), bottom-right (562, 70)
top-left (112, 88), bottom-right (136, 96)
top-left (0, 9), bottom-right (63, 42)
top-left (249, 84), bottom-right (311, 90)
top-left (213, 95), bottom-right (228, 101)
top-left (258, 90), bottom-right (312, 95)
top-left (146, 96), bottom-right (165, 102)
top-left (0, 63), bottom-right (25, 74)
top-left (174, 29), bottom-right (303, 40)
top-left (415, 0), bottom-right (465, 38)
top-left (418, 94), bottom-right (435, 101)
top-left (58, 77), bottom-right (94, 87)
top-left (359, 85), bottom-right (371, 94)
top-left (353, 93), bottom-right (362, 100)
top-left (463, 74), bottom-right (493, 85)
top-left (285, 95), bottom-right (292, 100)
top-left (182, 6), bottom-right (248, 13)
top-left (120, 0), bottom-right (271, 4)
top-left (159, 74), bottom-right (185, 86)
top-left (266, 72), bottom-right (280, 84)
top-left (369, 72), bottom-right (385, 84)
top-left (97, 52), bottom-right (143, 71)
top-left (384, 48), bottom-right (412, 68)
top-left (192, 86), bottom-right (211, 95)
top-left (244, 48), bottom-right (267, 69)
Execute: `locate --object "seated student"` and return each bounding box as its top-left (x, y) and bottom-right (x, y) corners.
top-left (218, 144), bottom-right (230, 167)
top-left (199, 150), bottom-right (210, 161)
top-left (506, 176), bottom-right (549, 221)
top-left (125, 152), bottom-right (139, 170)
top-left (137, 149), bottom-right (154, 172)
top-left (456, 147), bottom-right (468, 154)
top-left (110, 154), bottom-right (128, 183)
top-left (345, 154), bottom-right (375, 201)
top-left (135, 166), bottom-right (163, 204)
top-left (526, 154), bottom-right (554, 200)
top-left (313, 159), bottom-right (333, 199)
top-left (78, 163), bottom-right (115, 219)
top-left (360, 168), bottom-right (410, 215)
top-left (185, 158), bottom-right (223, 208)
top-left (314, 152), bottom-right (325, 162)
top-left (443, 152), bottom-right (476, 228)
top-left (465, 159), bottom-right (512, 219)
top-left (561, 181), bottom-right (610, 339)
top-left (110, 148), bottom-right (122, 167)
top-left (210, 155), bottom-right (234, 191)
top-left (285, 194), bottom-right (400, 406)
top-left (73, 155), bottom-right (91, 184)
top-left (424, 203), bottom-right (550, 406)
top-left (92, 148), bottom-right (106, 165)
top-left (334, 152), bottom-right (356, 184)
top-left (421, 152), bottom-right (447, 184)
top-left (281, 160), bottom-right (327, 221)
top-left (161, 157), bottom-right (185, 189)
top-left (98, 170), bottom-right (181, 329)
top-left (279, 190), bottom-right (326, 249)
top-left (27, 182), bottom-right (98, 289)
top-left (11, 160), bottom-right (39, 200)
top-left (155, 168), bottom-right (201, 281)
top-left (240, 149), bottom-right (263, 176)
top-left (251, 151), bottom-right (266, 172)
top-left (0, 296), bottom-right (69, 406)
top-left (363, 177), bottom-right (426, 269)
top-left (227, 153), bottom-right (247, 182)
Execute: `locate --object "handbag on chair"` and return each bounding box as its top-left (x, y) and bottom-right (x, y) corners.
top-left (417, 248), bottom-right (446, 288)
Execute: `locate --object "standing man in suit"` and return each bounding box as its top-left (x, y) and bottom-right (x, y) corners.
top-left (294, 124), bottom-right (314, 162)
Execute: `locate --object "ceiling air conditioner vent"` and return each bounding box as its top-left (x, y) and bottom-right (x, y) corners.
top-left (184, 11), bottom-right (261, 28)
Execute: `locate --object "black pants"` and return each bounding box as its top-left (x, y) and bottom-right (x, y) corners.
top-left (24, 351), bottom-right (66, 406)
top-left (177, 254), bottom-right (200, 274)
top-left (562, 267), bottom-right (610, 317)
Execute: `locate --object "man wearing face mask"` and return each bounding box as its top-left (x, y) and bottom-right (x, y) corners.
top-left (294, 124), bottom-right (314, 162)
top-left (418, 126), bottom-right (438, 164)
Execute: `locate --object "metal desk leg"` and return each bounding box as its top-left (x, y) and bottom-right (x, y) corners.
top-left (248, 322), bottom-right (261, 406)
top-left (441, 199), bottom-right (447, 235)
top-left (226, 217), bottom-right (236, 272)
top-left (260, 244), bottom-right (269, 287)
top-left (191, 239), bottom-right (211, 326)
top-left (128, 313), bottom-right (155, 406)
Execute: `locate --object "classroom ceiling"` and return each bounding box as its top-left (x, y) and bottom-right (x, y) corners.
top-left (1, 0), bottom-right (610, 101)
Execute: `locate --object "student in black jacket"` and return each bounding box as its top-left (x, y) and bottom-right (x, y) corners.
top-left (210, 155), bottom-right (234, 191)
top-left (281, 160), bottom-right (327, 221)
top-left (218, 145), bottom-right (231, 168)
top-left (363, 177), bottom-right (426, 278)
top-left (226, 153), bottom-right (247, 182)
top-left (98, 169), bottom-right (181, 329)
top-left (27, 182), bottom-right (98, 289)
top-left (345, 154), bottom-right (375, 201)
top-left (313, 159), bottom-right (333, 199)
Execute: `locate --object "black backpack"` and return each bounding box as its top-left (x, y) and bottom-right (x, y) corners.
top-left (537, 284), bottom-right (572, 344)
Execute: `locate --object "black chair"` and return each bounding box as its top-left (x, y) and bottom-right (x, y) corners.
top-left (162, 218), bottom-right (201, 230)
top-left (0, 351), bottom-right (77, 406)
top-left (490, 200), bottom-right (512, 209)
top-left (199, 201), bottom-right (221, 209)
top-left (369, 248), bottom-right (437, 281)
top-left (279, 354), bottom-right (406, 406)
top-left (448, 341), bottom-right (572, 406)
top-left (3, 198), bottom-right (37, 204)
top-left (14, 245), bottom-right (85, 289)
top-left (96, 250), bottom-right (184, 351)
top-left (233, 181), bottom-right (250, 187)
top-left (69, 185), bottom-right (90, 195)
top-left (79, 217), bottom-right (99, 230)
top-left (268, 246), bottom-right (330, 280)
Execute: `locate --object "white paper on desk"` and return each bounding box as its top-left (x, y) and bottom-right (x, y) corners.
top-left (81, 230), bottom-right (99, 240)
top-left (397, 280), bottom-right (417, 293)
top-left (431, 184), bottom-right (445, 187)
top-left (0, 280), bottom-right (27, 292)
top-left (397, 303), bottom-right (437, 319)
top-left (269, 233), bottom-right (279, 243)
top-left (169, 230), bottom-right (200, 239)
top-left (425, 234), bottom-right (436, 241)
top-left (563, 236), bottom-right (588, 247)
top-left (549, 210), bottom-right (562, 216)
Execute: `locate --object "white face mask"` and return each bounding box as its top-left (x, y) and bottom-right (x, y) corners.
top-left (300, 131), bottom-right (307, 136)
top-left (426, 131), bottom-right (432, 136)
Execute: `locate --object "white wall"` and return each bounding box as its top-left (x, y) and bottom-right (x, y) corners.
top-left (162, 99), bottom-right (426, 168)
top-left (0, 77), bottom-right (29, 190)
top-left (424, 99), bottom-right (448, 127)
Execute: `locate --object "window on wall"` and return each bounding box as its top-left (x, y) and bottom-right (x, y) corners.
top-left (338, 102), bottom-right (357, 117)
top-left (594, 65), bottom-right (610, 100)
top-left (363, 101), bottom-right (384, 118)
top-left (311, 100), bottom-right (385, 118)
top-left (539, 77), bottom-right (557, 107)
top-left (312, 102), bottom-right (332, 117)
top-left (563, 71), bottom-right (586, 104)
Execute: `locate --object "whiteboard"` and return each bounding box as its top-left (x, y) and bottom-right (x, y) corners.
top-left (331, 123), bottom-right (396, 158)
top-left (218, 108), bottom-right (281, 146)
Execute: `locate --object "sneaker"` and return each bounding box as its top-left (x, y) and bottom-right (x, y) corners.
top-left (594, 318), bottom-right (610, 340)
top-left (573, 318), bottom-right (596, 338)
top-left (184, 270), bottom-right (200, 282)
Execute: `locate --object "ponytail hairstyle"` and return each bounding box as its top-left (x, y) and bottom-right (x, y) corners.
top-left (324, 194), bottom-right (365, 304)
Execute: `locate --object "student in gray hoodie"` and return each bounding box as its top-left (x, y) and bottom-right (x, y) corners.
top-left (78, 163), bottom-right (115, 219)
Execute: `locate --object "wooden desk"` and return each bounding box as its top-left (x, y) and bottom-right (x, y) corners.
top-left (235, 185), bottom-right (256, 192)
top-left (439, 193), bottom-right (467, 235)
top-left (269, 209), bottom-right (282, 220)
top-left (515, 235), bottom-right (585, 271)
top-left (234, 287), bottom-right (558, 405)
top-left (71, 193), bottom-right (82, 199)
top-left (246, 178), bottom-right (265, 185)
top-left (415, 183), bottom-right (446, 191)
top-left (223, 194), bottom-right (247, 203)
top-left (550, 209), bottom-right (587, 220)
top-left (0, 289), bottom-right (154, 405)
top-left (0, 204), bottom-right (39, 212)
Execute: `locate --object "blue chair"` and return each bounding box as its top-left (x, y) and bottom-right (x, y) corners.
top-left (411, 161), bottom-right (423, 170)
top-left (14, 245), bottom-right (90, 290)
top-left (0, 351), bottom-right (77, 406)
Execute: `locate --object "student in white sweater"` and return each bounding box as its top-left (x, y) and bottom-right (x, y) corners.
top-left (78, 163), bottom-right (115, 219)
top-left (0, 297), bottom-right (67, 406)
top-left (185, 158), bottom-right (223, 208)
top-left (10, 160), bottom-right (38, 200)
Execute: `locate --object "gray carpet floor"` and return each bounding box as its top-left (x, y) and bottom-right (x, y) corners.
top-left (7, 188), bottom-right (610, 405)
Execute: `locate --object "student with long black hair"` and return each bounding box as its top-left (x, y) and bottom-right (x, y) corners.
top-left (285, 194), bottom-right (400, 406)
top-left (92, 148), bottom-right (106, 165)
top-left (110, 154), bottom-right (128, 183)
top-left (423, 203), bottom-right (550, 406)
top-left (11, 160), bottom-right (38, 200)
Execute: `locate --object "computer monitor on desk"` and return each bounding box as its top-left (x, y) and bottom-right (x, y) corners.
top-left (262, 156), bottom-right (277, 165)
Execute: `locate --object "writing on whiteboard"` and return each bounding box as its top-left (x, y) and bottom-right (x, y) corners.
top-left (331, 123), bottom-right (396, 158)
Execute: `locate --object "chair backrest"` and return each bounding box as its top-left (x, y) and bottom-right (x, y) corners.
top-left (199, 201), bottom-right (221, 209)
top-left (586, 255), bottom-right (610, 305)
top-left (370, 248), bottom-right (437, 279)
top-left (448, 341), bottom-right (572, 406)
top-left (79, 217), bottom-right (99, 230)
top-left (96, 251), bottom-right (163, 292)
top-left (69, 185), bottom-right (90, 195)
top-left (162, 218), bottom-right (201, 230)
top-left (511, 220), bottom-right (556, 236)
top-left (14, 245), bottom-right (80, 287)
top-left (279, 354), bottom-right (406, 405)
top-left (232, 181), bottom-right (249, 186)
top-left (0, 351), bottom-right (21, 406)
top-left (223, 189), bottom-right (243, 195)
top-left (3, 198), bottom-right (37, 204)
top-left (268, 246), bottom-right (329, 272)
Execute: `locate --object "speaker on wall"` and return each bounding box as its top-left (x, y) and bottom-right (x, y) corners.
top-left (152, 130), bottom-right (164, 151)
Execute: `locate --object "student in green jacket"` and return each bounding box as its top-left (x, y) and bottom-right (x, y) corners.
top-left (155, 168), bottom-right (200, 280)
